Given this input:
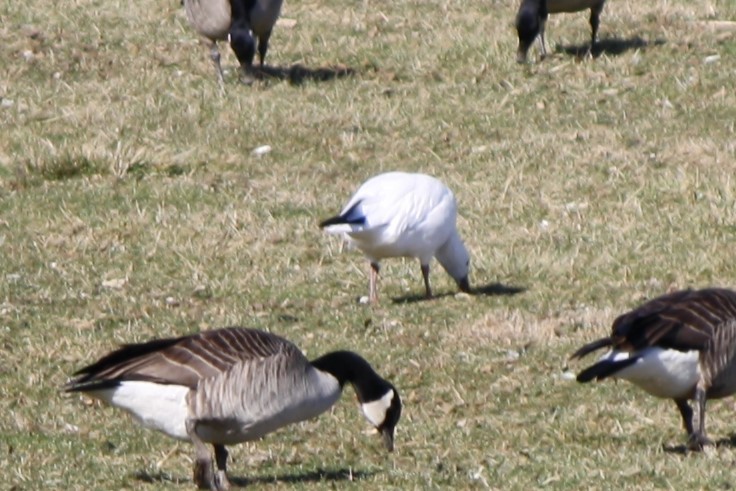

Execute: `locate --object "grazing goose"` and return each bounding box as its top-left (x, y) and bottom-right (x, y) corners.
top-left (184, 0), bottom-right (284, 83)
top-left (515, 0), bottom-right (606, 63)
top-left (319, 172), bottom-right (471, 304)
top-left (571, 288), bottom-right (736, 450)
top-left (65, 327), bottom-right (402, 490)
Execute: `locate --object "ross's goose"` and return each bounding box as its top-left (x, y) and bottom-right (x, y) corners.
top-left (320, 172), bottom-right (471, 303)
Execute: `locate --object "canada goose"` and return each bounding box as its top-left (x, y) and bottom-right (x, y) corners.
top-left (571, 288), bottom-right (736, 450)
top-left (515, 0), bottom-right (606, 63)
top-left (319, 172), bottom-right (471, 304)
top-left (65, 327), bottom-right (402, 490)
top-left (184, 0), bottom-right (284, 83)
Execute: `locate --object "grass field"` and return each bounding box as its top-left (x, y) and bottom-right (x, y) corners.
top-left (2, 0), bottom-right (736, 488)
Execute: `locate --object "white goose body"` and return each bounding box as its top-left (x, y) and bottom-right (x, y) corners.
top-left (320, 172), bottom-right (471, 302)
top-left (329, 172), bottom-right (458, 262)
top-left (66, 327), bottom-right (402, 490)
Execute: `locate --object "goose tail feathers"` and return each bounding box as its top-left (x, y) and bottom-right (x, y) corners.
top-left (576, 357), bottom-right (639, 383)
top-left (569, 337), bottom-right (613, 360)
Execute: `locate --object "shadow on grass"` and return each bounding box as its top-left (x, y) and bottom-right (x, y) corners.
top-left (231, 468), bottom-right (374, 487)
top-left (134, 467), bottom-right (374, 486)
top-left (260, 63), bottom-right (356, 85)
top-left (391, 282), bottom-right (526, 304)
top-left (663, 435), bottom-right (736, 455)
top-left (557, 36), bottom-right (667, 58)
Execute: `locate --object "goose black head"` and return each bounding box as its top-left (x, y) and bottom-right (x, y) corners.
top-left (360, 383), bottom-right (402, 452)
top-left (515, 0), bottom-right (545, 63)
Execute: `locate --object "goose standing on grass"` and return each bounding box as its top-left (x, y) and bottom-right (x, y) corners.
top-left (571, 288), bottom-right (736, 450)
top-left (515, 0), bottom-right (606, 63)
top-left (65, 327), bottom-right (402, 490)
top-left (184, 0), bottom-right (284, 84)
top-left (319, 172), bottom-right (471, 304)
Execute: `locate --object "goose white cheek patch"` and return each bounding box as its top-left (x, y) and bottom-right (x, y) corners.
top-left (361, 390), bottom-right (394, 427)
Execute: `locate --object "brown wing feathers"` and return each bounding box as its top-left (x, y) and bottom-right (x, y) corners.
top-left (66, 327), bottom-right (291, 392)
top-left (573, 289), bottom-right (736, 359)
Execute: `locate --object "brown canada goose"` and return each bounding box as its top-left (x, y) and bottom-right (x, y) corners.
top-left (515, 0), bottom-right (606, 63)
top-left (184, 0), bottom-right (284, 83)
top-left (571, 288), bottom-right (736, 450)
top-left (65, 327), bottom-right (402, 490)
top-left (319, 172), bottom-right (471, 304)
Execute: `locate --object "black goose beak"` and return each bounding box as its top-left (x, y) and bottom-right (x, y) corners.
top-left (457, 276), bottom-right (471, 294)
top-left (381, 426), bottom-right (395, 452)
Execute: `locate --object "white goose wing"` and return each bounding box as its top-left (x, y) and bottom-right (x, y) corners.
top-left (323, 173), bottom-right (455, 250)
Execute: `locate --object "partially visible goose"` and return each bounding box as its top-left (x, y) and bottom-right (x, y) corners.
top-left (184, 0), bottom-right (284, 83)
top-left (515, 0), bottom-right (606, 63)
top-left (65, 327), bottom-right (402, 490)
top-left (571, 288), bottom-right (736, 450)
top-left (319, 172), bottom-right (471, 304)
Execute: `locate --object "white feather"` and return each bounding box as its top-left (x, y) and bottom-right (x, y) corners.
top-left (600, 347), bottom-right (701, 399)
top-left (324, 172), bottom-right (470, 280)
top-left (90, 382), bottom-right (190, 441)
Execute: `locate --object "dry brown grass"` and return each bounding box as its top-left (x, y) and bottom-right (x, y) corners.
top-left (2, 0), bottom-right (736, 488)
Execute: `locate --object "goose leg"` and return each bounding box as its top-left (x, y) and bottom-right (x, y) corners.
top-left (538, 17), bottom-right (548, 59)
top-left (258, 30), bottom-right (272, 70)
top-left (420, 263), bottom-right (432, 299)
top-left (209, 41), bottom-right (225, 85)
top-left (186, 419), bottom-right (215, 489)
top-left (687, 382), bottom-right (713, 450)
top-left (674, 398), bottom-right (694, 436)
top-left (588, 2), bottom-right (604, 56)
top-left (369, 262), bottom-right (380, 304)
top-left (213, 445), bottom-right (231, 491)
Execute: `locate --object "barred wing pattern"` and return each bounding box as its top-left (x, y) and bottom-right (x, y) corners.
top-left (67, 328), bottom-right (301, 390)
top-left (610, 289), bottom-right (736, 353)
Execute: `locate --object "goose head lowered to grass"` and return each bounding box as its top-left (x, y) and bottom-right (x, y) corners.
top-left (319, 171), bottom-right (471, 304)
top-left (571, 287), bottom-right (736, 450)
top-left (65, 327), bottom-right (402, 490)
top-left (184, 0), bottom-right (284, 84)
top-left (515, 0), bottom-right (607, 62)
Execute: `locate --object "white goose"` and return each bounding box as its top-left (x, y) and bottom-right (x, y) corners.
top-left (319, 172), bottom-right (471, 303)
top-left (65, 327), bottom-right (402, 490)
top-left (571, 288), bottom-right (736, 450)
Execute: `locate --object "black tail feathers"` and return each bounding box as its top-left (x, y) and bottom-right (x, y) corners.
top-left (576, 357), bottom-right (639, 383)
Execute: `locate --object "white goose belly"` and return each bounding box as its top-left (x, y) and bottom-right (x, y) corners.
top-left (91, 381), bottom-right (191, 441)
top-left (608, 347), bottom-right (701, 399)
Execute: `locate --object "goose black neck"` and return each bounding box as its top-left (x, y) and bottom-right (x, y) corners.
top-left (311, 351), bottom-right (390, 403)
